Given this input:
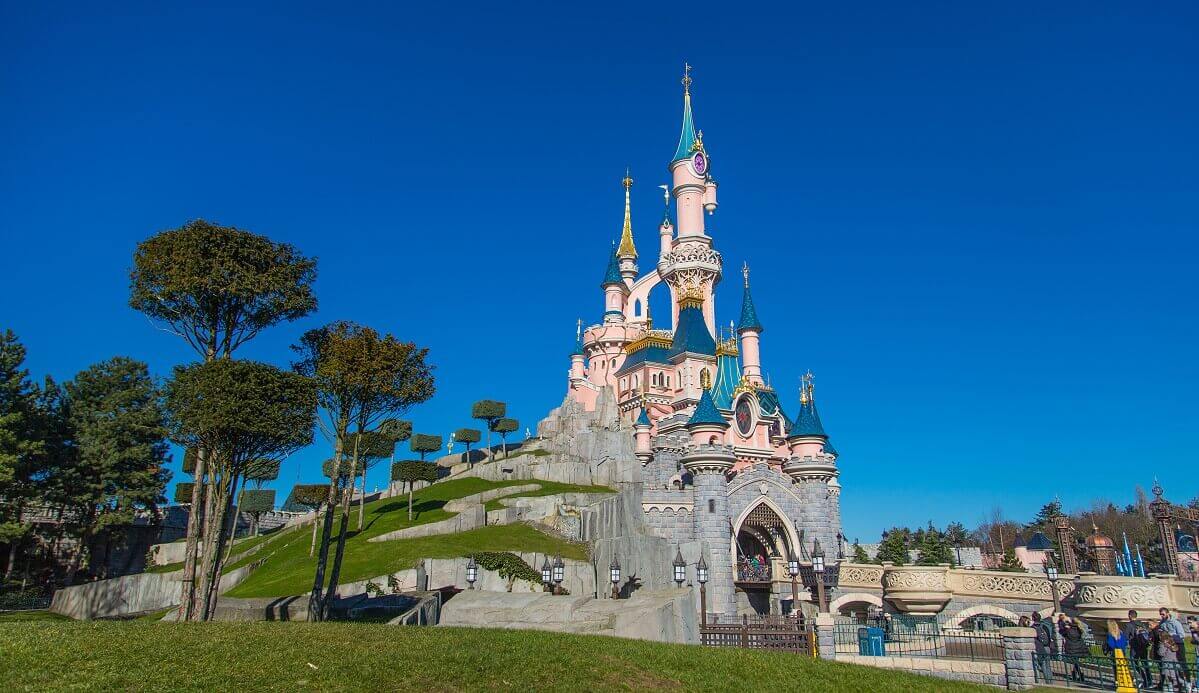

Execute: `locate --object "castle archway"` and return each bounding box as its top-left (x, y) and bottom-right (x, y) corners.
top-left (945, 604), bottom-right (1021, 630)
top-left (830, 592), bottom-right (884, 617)
top-left (730, 498), bottom-right (801, 588)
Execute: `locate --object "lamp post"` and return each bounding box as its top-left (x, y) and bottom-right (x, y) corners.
top-left (609, 557), bottom-right (621, 599)
top-left (1044, 555), bottom-right (1062, 616)
top-left (466, 556), bottom-right (478, 590)
top-left (787, 553), bottom-right (801, 617)
top-left (553, 555), bottom-right (565, 594)
top-left (673, 548), bottom-right (687, 587)
top-left (541, 557), bottom-right (553, 593)
top-left (812, 538), bottom-right (827, 614)
top-left (697, 555), bottom-right (709, 630)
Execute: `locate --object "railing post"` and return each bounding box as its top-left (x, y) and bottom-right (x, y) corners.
top-left (1000, 626), bottom-right (1036, 691)
top-left (815, 613), bottom-right (836, 660)
top-left (741, 614), bottom-right (749, 648)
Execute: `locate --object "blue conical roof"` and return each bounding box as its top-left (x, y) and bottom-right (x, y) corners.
top-left (570, 331), bottom-right (583, 356)
top-left (788, 397), bottom-right (827, 439)
top-left (672, 89), bottom-right (697, 162)
top-left (823, 438), bottom-right (837, 456)
top-left (738, 281), bottom-right (763, 333)
top-left (600, 247), bottom-right (622, 287)
top-left (688, 388), bottom-right (728, 428)
top-left (669, 304), bottom-right (715, 356)
top-left (636, 407), bottom-right (651, 426)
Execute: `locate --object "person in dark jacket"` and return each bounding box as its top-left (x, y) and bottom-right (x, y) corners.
top-left (1059, 616), bottom-right (1088, 682)
top-left (1125, 609), bottom-right (1153, 689)
top-left (1032, 612), bottom-right (1057, 682)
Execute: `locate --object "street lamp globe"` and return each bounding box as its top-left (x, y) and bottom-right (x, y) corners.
top-left (812, 538), bottom-right (826, 574)
top-left (673, 548), bottom-right (687, 586)
top-left (610, 557), bottom-right (621, 586)
top-left (787, 553), bottom-right (800, 578)
top-left (541, 557), bottom-right (552, 586)
top-left (696, 555), bottom-right (709, 585)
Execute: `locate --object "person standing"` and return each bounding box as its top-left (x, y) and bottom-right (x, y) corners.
top-left (1032, 612), bottom-right (1057, 683)
top-left (1126, 609), bottom-right (1153, 690)
top-left (1156, 619), bottom-right (1182, 692)
top-left (1105, 620), bottom-right (1136, 692)
top-left (1160, 608), bottom-right (1190, 690)
top-left (1059, 615), bottom-right (1088, 683)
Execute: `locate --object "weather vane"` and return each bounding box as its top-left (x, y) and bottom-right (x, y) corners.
top-left (682, 62), bottom-right (692, 94)
top-left (742, 262), bottom-right (750, 288)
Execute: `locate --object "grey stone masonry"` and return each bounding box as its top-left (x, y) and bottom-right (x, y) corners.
top-left (1001, 626), bottom-right (1037, 691)
top-left (815, 613), bottom-right (836, 660)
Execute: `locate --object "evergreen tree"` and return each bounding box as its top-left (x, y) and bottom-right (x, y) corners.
top-left (391, 460), bottom-right (439, 520)
top-left (130, 220), bottom-right (317, 621)
top-left (491, 418), bottom-right (519, 459)
top-left (453, 428), bottom-right (481, 467)
top-left (60, 357), bottom-right (171, 583)
top-left (292, 321), bottom-right (434, 621)
top-left (998, 546), bottom-right (1025, 572)
top-left (916, 523), bottom-right (955, 566)
top-left (471, 400), bottom-right (505, 462)
top-left (876, 528), bottom-right (909, 565)
top-left (0, 331), bottom-right (45, 581)
top-left (851, 540), bottom-right (872, 564)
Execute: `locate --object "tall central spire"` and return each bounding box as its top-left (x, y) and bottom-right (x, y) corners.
top-left (673, 63), bottom-right (698, 162)
top-left (617, 168), bottom-right (637, 259)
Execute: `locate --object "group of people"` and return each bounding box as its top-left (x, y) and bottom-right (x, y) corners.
top-left (1029, 607), bottom-right (1197, 690)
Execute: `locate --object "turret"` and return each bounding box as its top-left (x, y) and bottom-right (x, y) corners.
top-left (737, 263), bottom-right (764, 385)
top-left (634, 404), bottom-right (653, 464)
top-left (569, 319), bottom-right (586, 383)
top-left (600, 246), bottom-right (627, 324)
top-left (617, 171), bottom-right (638, 283)
top-left (784, 372), bottom-right (837, 481)
top-left (670, 64), bottom-right (711, 240)
top-left (658, 185), bottom-right (674, 258)
top-left (680, 385), bottom-right (736, 615)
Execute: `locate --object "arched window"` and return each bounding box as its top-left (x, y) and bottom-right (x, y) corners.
top-left (610, 358), bottom-right (617, 368)
top-left (634, 298), bottom-right (642, 317)
top-left (652, 373), bottom-right (659, 387)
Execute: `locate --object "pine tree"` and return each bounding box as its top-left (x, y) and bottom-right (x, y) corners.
top-left (0, 331), bottom-right (44, 581)
top-left (998, 546), bottom-right (1025, 572)
top-left (876, 528), bottom-right (909, 565)
top-left (852, 540), bottom-right (872, 564)
top-left (916, 523), bottom-right (955, 566)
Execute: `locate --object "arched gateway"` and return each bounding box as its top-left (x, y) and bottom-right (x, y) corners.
top-left (730, 499), bottom-right (802, 615)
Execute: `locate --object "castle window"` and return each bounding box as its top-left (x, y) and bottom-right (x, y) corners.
top-left (708, 499), bottom-right (716, 513)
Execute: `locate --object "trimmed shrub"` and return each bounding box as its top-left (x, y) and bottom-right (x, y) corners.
top-left (391, 460), bottom-right (438, 484)
top-left (491, 418), bottom-right (519, 434)
top-left (174, 482), bottom-right (195, 505)
top-left (409, 434), bottom-right (442, 460)
top-left (244, 459), bottom-right (281, 483)
top-left (453, 428), bottom-right (481, 445)
top-left (378, 419), bottom-right (413, 443)
top-left (287, 484), bottom-right (333, 511)
top-left (470, 400), bottom-right (505, 420)
top-left (238, 489), bottom-right (276, 514)
top-left (182, 448), bottom-right (197, 474)
top-left (322, 457), bottom-right (353, 480)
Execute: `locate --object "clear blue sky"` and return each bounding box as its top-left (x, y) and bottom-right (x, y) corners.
top-left (2, 2), bottom-right (1196, 542)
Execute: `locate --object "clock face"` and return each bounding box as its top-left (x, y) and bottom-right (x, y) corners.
top-left (692, 151), bottom-right (707, 176)
top-left (734, 396), bottom-right (754, 437)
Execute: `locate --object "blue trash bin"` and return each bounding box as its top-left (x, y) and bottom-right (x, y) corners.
top-left (858, 626), bottom-right (885, 656)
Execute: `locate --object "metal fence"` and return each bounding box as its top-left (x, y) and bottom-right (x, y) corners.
top-left (1034, 654), bottom-right (1197, 691)
top-left (701, 614), bottom-right (815, 655)
top-left (833, 616), bottom-right (1005, 662)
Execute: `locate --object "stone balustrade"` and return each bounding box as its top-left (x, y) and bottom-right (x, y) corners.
top-left (881, 564), bottom-right (953, 615)
top-left (946, 568), bottom-right (1074, 603)
top-left (1072, 573), bottom-right (1199, 625)
top-left (836, 562), bottom-right (885, 589)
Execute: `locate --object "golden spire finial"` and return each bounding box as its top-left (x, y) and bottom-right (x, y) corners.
top-left (742, 262), bottom-right (750, 288)
top-left (682, 62), bottom-right (692, 95)
top-left (801, 370), bottom-right (815, 403)
top-left (617, 169), bottom-right (637, 259)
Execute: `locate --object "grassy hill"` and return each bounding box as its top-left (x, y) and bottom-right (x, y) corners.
top-left (221, 477), bottom-right (610, 598)
top-left (0, 622), bottom-right (1005, 692)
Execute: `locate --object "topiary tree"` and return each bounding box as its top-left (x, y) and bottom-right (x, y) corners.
top-left (453, 428), bottom-right (481, 467)
top-left (409, 434), bottom-right (442, 462)
top-left (491, 418), bottom-right (519, 459)
top-left (237, 489), bottom-right (276, 536)
top-left (285, 483), bottom-right (337, 556)
top-left (391, 460), bottom-right (439, 520)
top-left (346, 429), bottom-right (396, 529)
top-left (174, 483), bottom-right (196, 505)
top-left (471, 400), bottom-right (506, 462)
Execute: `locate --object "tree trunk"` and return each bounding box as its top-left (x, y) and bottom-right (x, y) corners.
top-left (358, 462), bottom-right (367, 530)
top-left (309, 429), bottom-right (347, 622)
top-left (197, 470), bottom-right (233, 621)
top-left (323, 434), bottom-right (362, 620)
top-left (309, 507), bottom-right (322, 557)
top-left (4, 539), bottom-right (18, 581)
top-left (178, 447), bottom-right (209, 621)
top-left (64, 514), bottom-right (94, 586)
top-left (408, 482), bottom-right (414, 521)
top-left (486, 426), bottom-right (493, 463)
top-left (223, 473), bottom-right (244, 566)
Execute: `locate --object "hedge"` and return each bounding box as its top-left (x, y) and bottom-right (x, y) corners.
top-left (238, 489), bottom-right (276, 514)
top-left (174, 482), bottom-right (195, 505)
top-left (491, 418), bottom-right (519, 434)
top-left (471, 400), bottom-right (506, 420)
top-left (409, 434), bottom-right (442, 454)
top-left (453, 428), bottom-right (481, 444)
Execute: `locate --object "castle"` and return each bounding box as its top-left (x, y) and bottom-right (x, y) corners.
top-left (564, 67), bottom-right (842, 617)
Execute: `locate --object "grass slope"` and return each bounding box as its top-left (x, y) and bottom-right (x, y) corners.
top-left (225, 478), bottom-right (605, 598)
top-left (0, 622), bottom-right (999, 692)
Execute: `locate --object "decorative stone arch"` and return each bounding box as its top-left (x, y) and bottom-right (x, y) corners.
top-left (830, 592), bottom-right (884, 615)
top-left (729, 496), bottom-right (802, 576)
top-left (945, 604), bottom-right (1022, 629)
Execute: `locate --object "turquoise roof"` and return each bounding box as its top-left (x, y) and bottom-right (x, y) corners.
top-left (636, 407), bottom-right (651, 426)
top-left (688, 388), bottom-right (728, 428)
top-left (600, 248), bottom-right (622, 287)
top-left (823, 438), bottom-right (837, 456)
top-left (738, 282), bottom-right (764, 333)
top-left (710, 350), bottom-right (742, 409)
top-left (570, 332), bottom-right (583, 356)
top-left (669, 304), bottom-right (716, 357)
top-left (788, 397), bottom-right (827, 439)
top-left (758, 388), bottom-right (783, 419)
top-left (672, 91), bottom-right (697, 163)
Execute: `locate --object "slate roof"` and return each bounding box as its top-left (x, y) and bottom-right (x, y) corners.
top-left (688, 387), bottom-right (728, 427)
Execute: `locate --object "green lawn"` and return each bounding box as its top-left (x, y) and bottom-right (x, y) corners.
top-left (147, 531), bottom-right (282, 574)
top-left (224, 478), bottom-right (600, 598)
top-left (0, 609), bottom-right (71, 622)
top-left (0, 622), bottom-right (997, 692)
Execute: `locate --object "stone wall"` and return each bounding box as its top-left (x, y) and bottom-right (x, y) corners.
top-left (50, 559), bottom-right (259, 620)
top-left (332, 554), bottom-right (595, 599)
top-left (837, 654), bottom-right (1006, 687)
